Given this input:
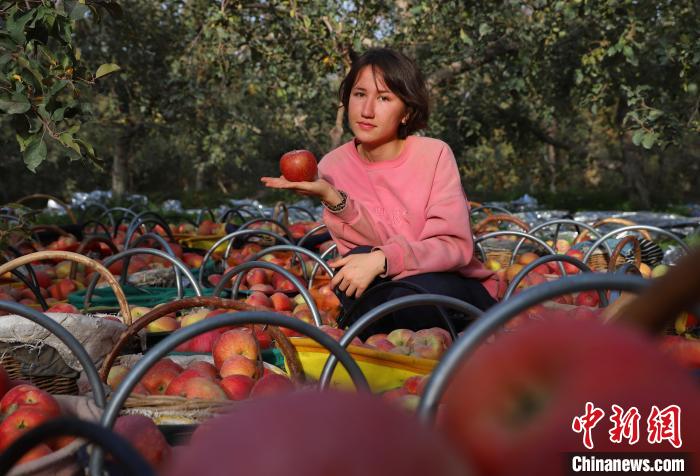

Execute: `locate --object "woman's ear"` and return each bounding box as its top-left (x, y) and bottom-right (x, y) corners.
top-left (401, 108), bottom-right (412, 125)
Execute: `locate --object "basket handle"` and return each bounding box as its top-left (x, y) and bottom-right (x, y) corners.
top-left (98, 296), bottom-right (304, 384)
top-left (30, 224), bottom-right (76, 239)
top-left (0, 251), bottom-right (132, 324)
top-left (16, 194), bottom-right (77, 224)
top-left (69, 235), bottom-right (120, 280)
top-left (473, 214), bottom-right (530, 235)
top-left (575, 217), bottom-right (652, 243)
top-left (272, 201), bottom-right (290, 227)
top-left (607, 235), bottom-right (642, 273)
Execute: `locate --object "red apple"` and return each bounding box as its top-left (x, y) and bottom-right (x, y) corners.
top-left (408, 329), bottom-right (447, 360)
top-left (220, 375), bottom-right (255, 401)
top-left (402, 376), bottom-right (426, 396)
top-left (386, 329), bottom-right (414, 347)
top-left (182, 253), bottom-right (203, 269)
top-left (250, 374), bottom-right (294, 398)
top-left (45, 302), bottom-right (79, 313)
top-left (249, 283), bottom-right (275, 295)
top-left (575, 290), bottom-right (600, 307)
top-left (107, 365), bottom-right (129, 390)
top-left (113, 415), bottom-right (171, 469)
top-left (17, 443), bottom-right (52, 464)
top-left (564, 249), bottom-right (585, 274)
top-left (245, 269), bottom-right (268, 287)
top-left (181, 377), bottom-right (227, 400)
top-left (179, 309), bottom-right (209, 327)
top-left (658, 335), bottom-right (700, 368)
top-left (166, 391), bottom-right (467, 476)
top-left (441, 319), bottom-right (700, 475)
top-left (365, 334), bottom-right (388, 347)
top-left (219, 355), bottom-right (258, 379)
top-left (213, 329), bottom-right (260, 368)
top-left (272, 274), bottom-right (297, 293)
top-left (245, 291), bottom-right (272, 309)
top-left (270, 292), bottom-right (293, 312)
top-left (253, 325), bottom-right (273, 349)
top-left (0, 407), bottom-right (55, 450)
top-left (165, 369), bottom-right (208, 396)
top-left (187, 361), bottom-right (219, 380)
top-left (0, 385), bottom-right (60, 418)
top-left (371, 338), bottom-right (396, 352)
top-left (140, 363), bottom-right (181, 395)
top-left (33, 270), bottom-right (52, 289)
top-left (147, 316), bottom-right (179, 333)
top-left (280, 150), bottom-right (318, 182)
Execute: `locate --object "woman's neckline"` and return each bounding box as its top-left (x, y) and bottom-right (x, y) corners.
top-left (351, 136), bottom-right (414, 168)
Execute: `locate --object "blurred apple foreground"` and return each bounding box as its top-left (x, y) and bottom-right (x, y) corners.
top-left (164, 390), bottom-right (470, 476)
top-left (441, 318), bottom-right (700, 476)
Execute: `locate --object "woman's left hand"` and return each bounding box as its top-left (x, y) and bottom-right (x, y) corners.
top-left (329, 251), bottom-right (385, 298)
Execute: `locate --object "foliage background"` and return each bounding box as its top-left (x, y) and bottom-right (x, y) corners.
top-left (1, 0), bottom-right (699, 211)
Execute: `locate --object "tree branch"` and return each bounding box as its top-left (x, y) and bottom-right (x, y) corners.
top-left (427, 37), bottom-right (519, 88)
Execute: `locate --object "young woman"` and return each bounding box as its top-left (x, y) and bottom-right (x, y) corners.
top-left (262, 48), bottom-right (497, 334)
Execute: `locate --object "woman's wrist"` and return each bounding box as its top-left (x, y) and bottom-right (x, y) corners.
top-left (371, 250), bottom-right (387, 275)
top-left (322, 186), bottom-right (343, 207)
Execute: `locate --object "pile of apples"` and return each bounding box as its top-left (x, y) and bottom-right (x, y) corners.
top-left (129, 306), bottom-right (274, 351)
top-left (0, 367), bottom-right (69, 464)
top-left (318, 325), bottom-right (452, 361)
top-left (381, 374), bottom-right (430, 412)
top-left (109, 329), bottom-right (295, 402)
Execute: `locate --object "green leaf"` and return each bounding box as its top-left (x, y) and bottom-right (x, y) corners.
top-left (95, 63), bottom-right (121, 79)
top-left (0, 53), bottom-right (13, 67)
top-left (0, 94), bottom-right (31, 114)
top-left (478, 23), bottom-right (492, 38)
top-left (59, 132), bottom-right (82, 155)
top-left (7, 8), bottom-right (35, 44)
top-left (47, 80), bottom-right (69, 98)
top-left (641, 133), bottom-right (657, 149)
top-left (632, 129), bottom-right (644, 146)
top-left (23, 138), bottom-right (47, 172)
top-left (51, 107), bottom-right (66, 122)
top-left (74, 138), bottom-right (95, 158)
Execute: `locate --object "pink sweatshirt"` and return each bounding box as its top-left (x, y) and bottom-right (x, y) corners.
top-left (318, 136), bottom-right (496, 294)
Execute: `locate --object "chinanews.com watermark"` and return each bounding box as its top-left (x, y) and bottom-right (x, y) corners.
top-left (566, 402), bottom-right (693, 474)
top-left (568, 453), bottom-right (689, 474)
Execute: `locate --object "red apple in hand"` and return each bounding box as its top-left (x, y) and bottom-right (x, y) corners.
top-left (280, 150), bottom-right (318, 182)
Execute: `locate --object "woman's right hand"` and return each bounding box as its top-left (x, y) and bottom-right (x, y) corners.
top-left (260, 176), bottom-right (340, 204)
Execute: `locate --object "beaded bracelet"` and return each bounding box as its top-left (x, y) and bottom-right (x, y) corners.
top-left (322, 190), bottom-right (348, 213)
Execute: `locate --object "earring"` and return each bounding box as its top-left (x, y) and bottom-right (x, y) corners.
top-left (401, 118), bottom-right (407, 125)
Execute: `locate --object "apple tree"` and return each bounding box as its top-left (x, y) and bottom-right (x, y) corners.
top-left (0, 0), bottom-right (121, 171)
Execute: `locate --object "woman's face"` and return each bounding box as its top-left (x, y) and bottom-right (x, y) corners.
top-left (347, 66), bottom-right (408, 148)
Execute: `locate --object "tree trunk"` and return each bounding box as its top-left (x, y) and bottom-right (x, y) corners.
top-left (194, 162), bottom-right (206, 192)
top-left (619, 132), bottom-right (651, 208)
top-left (112, 130), bottom-right (130, 201)
top-left (329, 106), bottom-right (345, 149)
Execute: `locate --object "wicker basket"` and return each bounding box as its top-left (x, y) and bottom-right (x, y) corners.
top-left (100, 296), bottom-right (307, 425)
top-left (0, 351), bottom-right (78, 395)
top-left (473, 214), bottom-right (530, 235)
top-left (574, 217), bottom-right (652, 244)
top-left (579, 235), bottom-right (643, 272)
top-left (118, 359), bottom-right (292, 425)
top-left (0, 251), bottom-right (131, 395)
